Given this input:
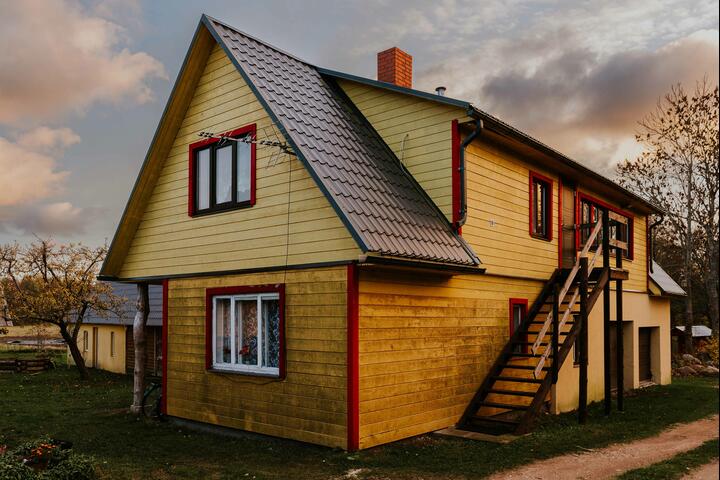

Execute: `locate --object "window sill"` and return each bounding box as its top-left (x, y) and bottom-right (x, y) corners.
top-left (530, 233), bottom-right (552, 242)
top-left (207, 367), bottom-right (282, 379)
top-left (191, 201), bottom-right (253, 218)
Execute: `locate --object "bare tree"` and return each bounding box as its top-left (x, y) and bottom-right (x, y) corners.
top-left (617, 80), bottom-right (719, 351)
top-left (0, 239), bottom-right (122, 379)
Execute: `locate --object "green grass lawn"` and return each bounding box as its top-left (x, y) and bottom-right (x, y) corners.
top-left (618, 438), bottom-right (719, 480)
top-left (1, 368), bottom-right (718, 480)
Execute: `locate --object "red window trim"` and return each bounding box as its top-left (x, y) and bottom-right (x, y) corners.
top-left (576, 191), bottom-right (634, 260)
top-left (188, 124), bottom-right (257, 217)
top-left (529, 171), bottom-right (553, 241)
top-left (451, 119), bottom-right (462, 234)
top-left (204, 283), bottom-right (286, 379)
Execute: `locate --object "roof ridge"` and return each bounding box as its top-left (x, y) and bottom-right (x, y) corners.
top-left (201, 14), bottom-right (313, 67)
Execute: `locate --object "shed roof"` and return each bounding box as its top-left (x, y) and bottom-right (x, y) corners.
top-left (84, 282), bottom-right (163, 327)
top-left (203, 16), bottom-right (479, 267)
top-left (649, 261), bottom-right (686, 297)
top-left (674, 325), bottom-right (713, 337)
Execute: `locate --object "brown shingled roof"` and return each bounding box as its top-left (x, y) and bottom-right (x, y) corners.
top-left (203, 15), bottom-right (480, 266)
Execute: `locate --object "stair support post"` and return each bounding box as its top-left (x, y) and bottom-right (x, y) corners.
top-left (616, 240), bottom-right (625, 411)
top-left (552, 282), bottom-right (559, 384)
top-left (602, 210), bottom-right (612, 416)
top-left (578, 256), bottom-right (589, 425)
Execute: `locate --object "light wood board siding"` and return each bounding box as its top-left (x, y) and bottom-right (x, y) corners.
top-left (337, 79), bottom-right (467, 220)
top-left (463, 139), bottom-right (560, 280)
top-left (165, 266), bottom-right (348, 448)
top-left (118, 44), bottom-right (360, 279)
top-left (357, 267), bottom-right (543, 448)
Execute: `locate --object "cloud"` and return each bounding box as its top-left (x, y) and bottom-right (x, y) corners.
top-left (0, 0), bottom-right (166, 125)
top-left (16, 127), bottom-right (81, 154)
top-left (0, 202), bottom-right (100, 237)
top-left (0, 132), bottom-right (72, 207)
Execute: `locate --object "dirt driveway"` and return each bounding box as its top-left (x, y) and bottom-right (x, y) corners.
top-left (488, 415), bottom-right (719, 480)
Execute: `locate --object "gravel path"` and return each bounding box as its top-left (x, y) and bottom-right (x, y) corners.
top-left (488, 415), bottom-right (719, 480)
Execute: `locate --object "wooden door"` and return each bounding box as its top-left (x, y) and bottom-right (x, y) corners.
top-left (639, 328), bottom-right (652, 382)
top-left (561, 186), bottom-right (576, 268)
top-left (92, 327), bottom-right (99, 368)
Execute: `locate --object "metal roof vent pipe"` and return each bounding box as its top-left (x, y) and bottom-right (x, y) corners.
top-left (435, 86), bottom-right (446, 96)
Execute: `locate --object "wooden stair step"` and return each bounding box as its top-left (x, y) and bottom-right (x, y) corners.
top-left (526, 330), bottom-right (569, 335)
top-left (513, 341), bottom-right (548, 346)
top-left (505, 352), bottom-right (552, 358)
top-left (491, 375), bottom-right (543, 384)
top-left (486, 389), bottom-right (536, 397)
top-left (477, 401), bottom-right (529, 411)
top-left (529, 321), bottom-right (575, 325)
top-left (469, 416), bottom-right (521, 425)
top-left (501, 364), bottom-right (550, 371)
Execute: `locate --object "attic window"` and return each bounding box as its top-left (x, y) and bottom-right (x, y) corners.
top-left (529, 171), bottom-right (553, 241)
top-left (188, 125), bottom-right (256, 216)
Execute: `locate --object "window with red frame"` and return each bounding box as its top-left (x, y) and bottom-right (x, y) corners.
top-left (530, 172), bottom-right (552, 240)
top-left (579, 197), bottom-right (632, 258)
top-left (207, 286), bottom-right (284, 377)
top-left (509, 298), bottom-right (528, 354)
top-left (189, 125), bottom-right (255, 216)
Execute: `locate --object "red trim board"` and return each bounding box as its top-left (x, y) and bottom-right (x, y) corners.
top-left (346, 263), bottom-right (360, 451)
top-left (204, 283), bottom-right (286, 379)
top-left (451, 119), bottom-right (461, 234)
top-left (188, 123), bottom-right (257, 216)
top-left (161, 279), bottom-right (169, 415)
top-left (557, 179), bottom-right (563, 268)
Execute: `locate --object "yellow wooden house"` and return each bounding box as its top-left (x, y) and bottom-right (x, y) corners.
top-left (100, 15), bottom-right (683, 450)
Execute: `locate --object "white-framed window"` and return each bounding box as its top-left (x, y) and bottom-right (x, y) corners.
top-left (110, 331), bottom-right (115, 357)
top-left (211, 292), bottom-right (281, 376)
top-left (82, 330), bottom-right (89, 352)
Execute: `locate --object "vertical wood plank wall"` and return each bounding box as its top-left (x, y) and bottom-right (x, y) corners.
top-left (357, 267), bottom-right (543, 449)
top-left (119, 43), bottom-right (359, 279)
top-left (337, 79), bottom-right (468, 221)
top-left (165, 266), bottom-right (348, 448)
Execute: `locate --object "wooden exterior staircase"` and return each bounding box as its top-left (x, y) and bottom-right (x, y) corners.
top-left (457, 219), bottom-right (615, 435)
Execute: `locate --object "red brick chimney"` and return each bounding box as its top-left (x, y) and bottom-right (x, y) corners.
top-left (377, 47), bottom-right (412, 88)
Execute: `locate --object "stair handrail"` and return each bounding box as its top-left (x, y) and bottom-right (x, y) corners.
top-left (531, 218), bottom-right (603, 356)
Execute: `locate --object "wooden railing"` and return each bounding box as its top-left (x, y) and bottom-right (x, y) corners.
top-left (532, 218), bottom-right (604, 378)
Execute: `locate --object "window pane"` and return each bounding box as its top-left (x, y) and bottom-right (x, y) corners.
top-left (262, 298), bottom-right (280, 368)
top-left (215, 145), bottom-right (233, 204)
top-left (237, 140), bottom-right (251, 203)
top-left (236, 299), bottom-right (258, 366)
top-left (197, 149), bottom-right (210, 210)
top-left (215, 298), bottom-right (231, 364)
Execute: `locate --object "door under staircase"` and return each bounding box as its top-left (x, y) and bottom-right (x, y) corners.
top-left (457, 213), bottom-right (629, 435)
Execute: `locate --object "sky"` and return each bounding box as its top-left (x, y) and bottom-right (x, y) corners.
top-left (0, 0), bottom-right (718, 248)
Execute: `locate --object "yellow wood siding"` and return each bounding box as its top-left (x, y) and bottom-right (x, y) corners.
top-left (337, 79), bottom-right (467, 220)
top-left (463, 139), bottom-right (560, 280)
top-left (70, 324), bottom-right (126, 374)
top-left (118, 44), bottom-right (360, 279)
top-left (357, 267), bottom-right (543, 448)
top-left (165, 266), bottom-right (348, 448)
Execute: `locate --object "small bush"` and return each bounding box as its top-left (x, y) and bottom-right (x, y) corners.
top-left (38, 454), bottom-right (95, 480)
top-left (0, 438), bottom-right (96, 480)
top-left (0, 453), bottom-right (36, 480)
top-left (697, 336), bottom-right (719, 365)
